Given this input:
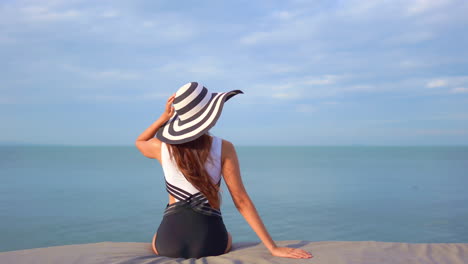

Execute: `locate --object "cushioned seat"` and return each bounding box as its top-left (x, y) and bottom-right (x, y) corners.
top-left (1, 240), bottom-right (467, 263)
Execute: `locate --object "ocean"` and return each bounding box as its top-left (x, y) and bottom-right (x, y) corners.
top-left (1, 145), bottom-right (467, 252)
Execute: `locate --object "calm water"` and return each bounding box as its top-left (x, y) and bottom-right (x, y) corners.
top-left (1, 145), bottom-right (467, 252)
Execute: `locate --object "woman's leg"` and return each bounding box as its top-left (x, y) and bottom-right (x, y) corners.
top-left (152, 232), bottom-right (159, 255)
top-left (224, 232), bottom-right (232, 253)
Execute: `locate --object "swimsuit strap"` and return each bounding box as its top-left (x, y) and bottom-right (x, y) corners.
top-left (164, 180), bottom-right (222, 218)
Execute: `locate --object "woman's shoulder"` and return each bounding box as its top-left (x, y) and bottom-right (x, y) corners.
top-left (209, 134), bottom-right (231, 147)
top-left (220, 138), bottom-right (233, 147)
top-left (220, 138), bottom-right (237, 161)
top-left (206, 133), bottom-right (236, 158)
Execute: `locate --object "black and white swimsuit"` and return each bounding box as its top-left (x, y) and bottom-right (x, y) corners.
top-left (154, 135), bottom-right (229, 259)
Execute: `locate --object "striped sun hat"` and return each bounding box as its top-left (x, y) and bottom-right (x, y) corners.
top-left (156, 82), bottom-right (243, 144)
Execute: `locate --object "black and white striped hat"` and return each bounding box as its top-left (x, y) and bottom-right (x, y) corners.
top-left (156, 82), bottom-right (243, 144)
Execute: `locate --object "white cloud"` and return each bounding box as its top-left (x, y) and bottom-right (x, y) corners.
top-left (237, 0), bottom-right (465, 52)
top-left (20, 6), bottom-right (81, 22)
top-left (427, 79), bottom-right (448, 88)
top-left (336, 0), bottom-right (387, 16)
top-left (87, 17), bottom-right (197, 44)
top-left (407, 0), bottom-right (453, 15)
top-left (386, 31), bottom-right (434, 45)
top-left (425, 76), bottom-right (468, 93)
top-left (101, 10), bottom-right (119, 18)
top-left (295, 104), bottom-right (316, 113)
top-left (240, 31), bottom-right (273, 45)
top-left (0, 2), bottom-right (198, 46)
top-left (249, 74), bottom-right (383, 100)
top-left (265, 64), bottom-right (300, 74)
top-left (272, 93), bottom-right (300, 99)
top-left (450, 87), bottom-right (468, 94)
top-left (142, 21), bottom-right (155, 27)
top-left (322, 101), bottom-right (339, 105)
top-left (156, 57), bottom-right (225, 77)
top-left (271, 10), bottom-right (301, 20)
top-left (93, 70), bottom-right (141, 80)
top-left (269, 83), bottom-right (295, 91)
top-left (303, 75), bottom-right (340, 85)
top-left (78, 92), bottom-right (168, 103)
top-left (399, 59), bottom-right (433, 69)
top-left (61, 64), bottom-right (142, 81)
top-left (239, 11), bottom-right (320, 46)
top-left (342, 85), bottom-right (376, 92)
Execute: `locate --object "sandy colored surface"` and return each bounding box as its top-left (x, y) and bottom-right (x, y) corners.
top-left (1, 240), bottom-right (467, 263)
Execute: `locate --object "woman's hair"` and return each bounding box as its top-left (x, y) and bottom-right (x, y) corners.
top-left (167, 133), bottom-right (221, 209)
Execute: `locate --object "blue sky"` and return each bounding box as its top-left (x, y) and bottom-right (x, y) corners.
top-left (1, 0), bottom-right (468, 146)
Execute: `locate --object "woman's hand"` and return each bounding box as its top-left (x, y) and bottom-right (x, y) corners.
top-left (270, 246), bottom-right (313, 259)
top-left (158, 93), bottom-right (176, 123)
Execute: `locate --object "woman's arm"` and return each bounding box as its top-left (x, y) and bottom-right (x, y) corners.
top-left (135, 94), bottom-right (175, 160)
top-left (221, 140), bottom-right (313, 259)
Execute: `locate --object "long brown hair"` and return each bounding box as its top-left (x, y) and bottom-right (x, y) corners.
top-left (167, 133), bottom-right (221, 209)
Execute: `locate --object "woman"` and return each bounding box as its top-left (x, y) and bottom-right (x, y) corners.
top-left (135, 82), bottom-right (313, 259)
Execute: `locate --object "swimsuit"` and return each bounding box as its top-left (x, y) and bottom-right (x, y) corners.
top-left (154, 135), bottom-right (229, 259)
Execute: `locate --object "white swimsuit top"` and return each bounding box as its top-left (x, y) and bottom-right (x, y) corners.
top-left (160, 135), bottom-right (223, 202)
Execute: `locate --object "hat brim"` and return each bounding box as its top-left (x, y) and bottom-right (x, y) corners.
top-left (156, 89), bottom-right (243, 144)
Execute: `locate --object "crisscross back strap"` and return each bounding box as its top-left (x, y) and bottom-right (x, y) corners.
top-left (164, 180), bottom-right (222, 217)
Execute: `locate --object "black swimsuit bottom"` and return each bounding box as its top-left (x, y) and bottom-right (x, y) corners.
top-left (155, 200), bottom-right (229, 259)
